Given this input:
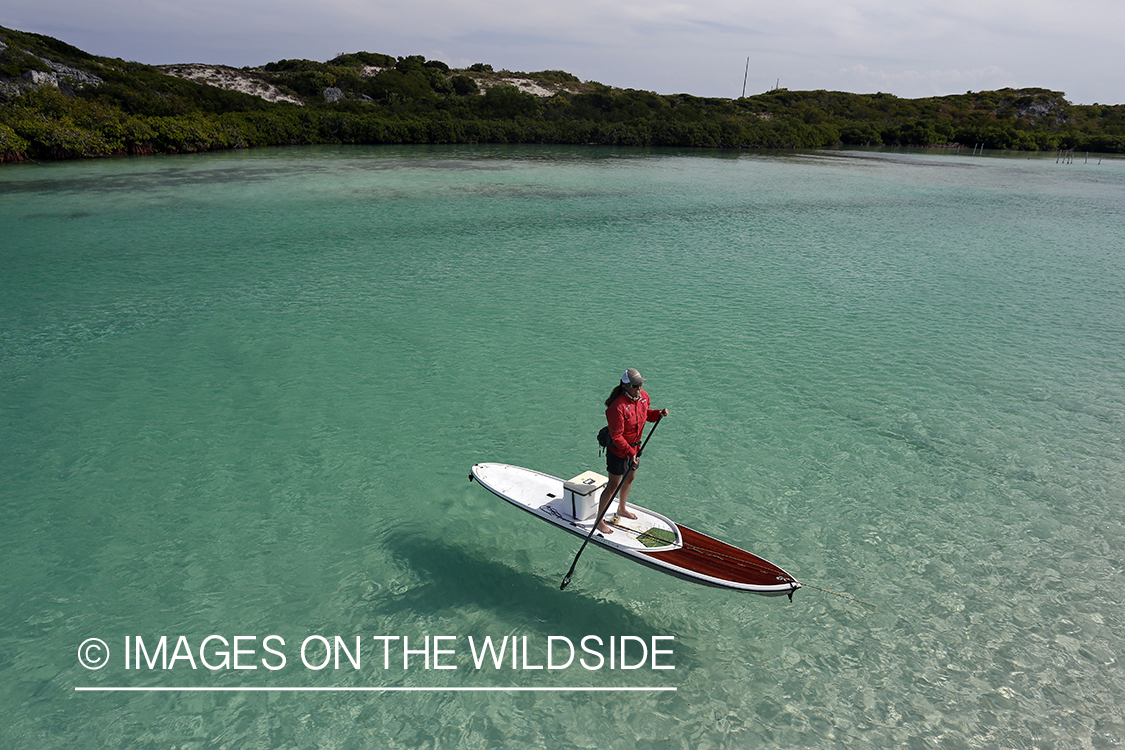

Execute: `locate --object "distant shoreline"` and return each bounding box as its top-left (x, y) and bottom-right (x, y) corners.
top-left (2, 25), bottom-right (1123, 162)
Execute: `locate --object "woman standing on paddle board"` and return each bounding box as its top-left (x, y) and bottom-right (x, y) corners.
top-left (598, 368), bottom-right (668, 534)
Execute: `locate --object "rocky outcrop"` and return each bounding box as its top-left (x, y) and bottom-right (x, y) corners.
top-left (42, 59), bottom-right (103, 87)
top-left (321, 87), bottom-right (373, 103)
top-left (995, 90), bottom-right (1072, 126)
top-left (21, 67), bottom-right (103, 90)
top-left (1, 43), bottom-right (103, 99)
top-left (158, 64), bottom-right (304, 105)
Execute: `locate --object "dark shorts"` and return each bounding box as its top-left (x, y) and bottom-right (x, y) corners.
top-left (606, 450), bottom-right (631, 477)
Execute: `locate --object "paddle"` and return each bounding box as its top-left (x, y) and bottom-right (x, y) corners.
top-left (560, 416), bottom-right (663, 590)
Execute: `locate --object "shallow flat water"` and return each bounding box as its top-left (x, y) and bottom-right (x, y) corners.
top-left (2, 144), bottom-right (1124, 748)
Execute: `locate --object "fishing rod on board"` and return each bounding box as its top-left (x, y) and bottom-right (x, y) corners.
top-left (560, 416), bottom-right (663, 590)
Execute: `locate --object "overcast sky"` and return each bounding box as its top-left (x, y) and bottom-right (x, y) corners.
top-left (3, 0), bottom-right (1122, 104)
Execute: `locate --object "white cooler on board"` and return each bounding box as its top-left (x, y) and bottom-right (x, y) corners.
top-left (563, 471), bottom-right (608, 521)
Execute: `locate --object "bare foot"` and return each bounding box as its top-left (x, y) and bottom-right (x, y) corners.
top-left (618, 508), bottom-right (638, 520)
top-left (597, 523), bottom-right (613, 534)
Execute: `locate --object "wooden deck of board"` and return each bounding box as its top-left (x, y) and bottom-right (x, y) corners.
top-left (639, 525), bottom-right (797, 587)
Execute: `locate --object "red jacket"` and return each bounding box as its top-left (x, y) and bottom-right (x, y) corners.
top-left (606, 389), bottom-right (661, 458)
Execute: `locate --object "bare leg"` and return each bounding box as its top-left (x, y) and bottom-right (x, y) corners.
top-left (597, 474), bottom-right (623, 533)
top-left (616, 471), bottom-right (638, 519)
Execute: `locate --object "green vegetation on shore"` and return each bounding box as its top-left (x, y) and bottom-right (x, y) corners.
top-left (2, 25), bottom-right (1123, 162)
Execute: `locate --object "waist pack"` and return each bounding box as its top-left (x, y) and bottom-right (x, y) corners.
top-left (596, 426), bottom-right (611, 455)
top-left (597, 427), bottom-right (641, 456)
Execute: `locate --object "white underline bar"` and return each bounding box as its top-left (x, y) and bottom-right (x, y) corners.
top-left (76, 686), bottom-right (675, 692)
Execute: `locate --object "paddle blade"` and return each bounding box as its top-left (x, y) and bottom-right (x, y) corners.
top-left (561, 554), bottom-right (584, 590)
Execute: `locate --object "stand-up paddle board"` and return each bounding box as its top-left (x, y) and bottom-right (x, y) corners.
top-left (470, 462), bottom-right (800, 598)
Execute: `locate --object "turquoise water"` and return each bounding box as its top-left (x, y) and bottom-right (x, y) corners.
top-left (2, 144), bottom-right (1124, 748)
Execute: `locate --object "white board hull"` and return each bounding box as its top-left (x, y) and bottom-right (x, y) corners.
top-left (471, 463), bottom-right (800, 597)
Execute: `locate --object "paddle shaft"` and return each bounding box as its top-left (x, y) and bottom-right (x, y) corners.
top-left (560, 416), bottom-right (662, 590)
